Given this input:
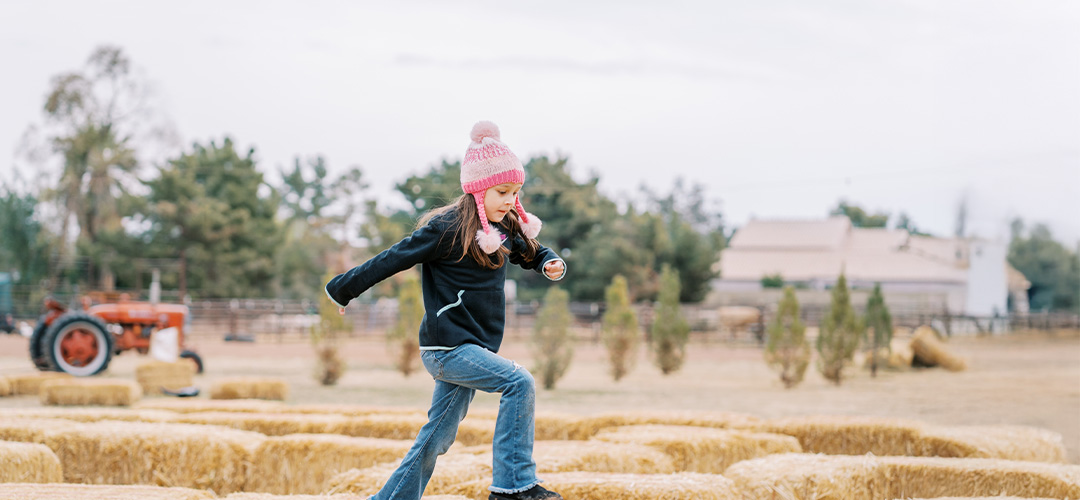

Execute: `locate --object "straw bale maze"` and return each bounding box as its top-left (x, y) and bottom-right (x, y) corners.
top-left (0, 386), bottom-right (1077, 500)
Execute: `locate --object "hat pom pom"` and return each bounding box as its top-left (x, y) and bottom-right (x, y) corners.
top-left (470, 121), bottom-right (501, 143)
top-left (476, 229), bottom-right (503, 254)
top-left (520, 212), bottom-right (542, 239)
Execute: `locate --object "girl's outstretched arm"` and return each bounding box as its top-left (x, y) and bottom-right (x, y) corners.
top-left (510, 236), bottom-right (566, 281)
top-left (325, 218), bottom-right (448, 309)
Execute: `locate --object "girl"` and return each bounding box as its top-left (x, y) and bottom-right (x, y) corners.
top-left (325, 121), bottom-right (566, 500)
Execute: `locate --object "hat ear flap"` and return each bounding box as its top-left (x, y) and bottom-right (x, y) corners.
top-left (515, 197), bottom-right (542, 239)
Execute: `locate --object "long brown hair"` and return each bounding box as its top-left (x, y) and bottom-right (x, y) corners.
top-left (418, 193), bottom-right (540, 269)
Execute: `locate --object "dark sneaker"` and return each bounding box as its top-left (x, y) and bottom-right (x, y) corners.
top-left (489, 484), bottom-right (563, 500)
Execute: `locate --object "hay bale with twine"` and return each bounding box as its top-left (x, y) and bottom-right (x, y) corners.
top-left (211, 377), bottom-right (289, 401)
top-left (0, 484), bottom-right (215, 500)
top-left (6, 372), bottom-right (71, 395)
top-left (247, 434), bottom-right (413, 494)
top-left (0, 375), bottom-right (11, 396)
top-left (326, 453), bottom-right (491, 496)
top-left (910, 326), bottom-right (967, 371)
top-left (459, 440), bottom-right (677, 474)
top-left (136, 360), bottom-right (195, 395)
top-left (35, 420), bottom-right (265, 494)
top-left (593, 424), bottom-right (801, 473)
top-left (447, 472), bottom-right (742, 500)
top-left (723, 453), bottom-right (1080, 500)
top-left (0, 441), bottom-right (63, 483)
top-left (39, 377), bottom-right (142, 406)
top-left (0, 407), bottom-right (176, 423)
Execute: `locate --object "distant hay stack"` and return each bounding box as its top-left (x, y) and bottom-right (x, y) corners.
top-left (0, 375), bottom-right (11, 396)
top-left (39, 378), bottom-right (142, 406)
top-left (247, 434), bottom-right (412, 494)
top-left (723, 453), bottom-right (1080, 500)
top-left (7, 372), bottom-right (71, 395)
top-left (36, 420), bottom-right (265, 495)
top-left (448, 472), bottom-right (743, 500)
top-left (135, 360), bottom-right (195, 395)
top-left (0, 484), bottom-right (216, 500)
top-left (888, 335), bottom-right (915, 368)
top-left (910, 326), bottom-right (967, 371)
top-left (0, 441), bottom-right (63, 483)
top-left (593, 424), bottom-right (801, 473)
top-left (326, 453), bottom-right (491, 496)
top-left (135, 398), bottom-right (287, 413)
top-left (210, 377), bottom-right (289, 401)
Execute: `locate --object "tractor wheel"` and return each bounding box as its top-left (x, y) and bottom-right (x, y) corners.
top-left (42, 312), bottom-right (114, 376)
top-left (29, 314), bottom-right (51, 371)
top-left (180, 350), bottom-right (204, 374)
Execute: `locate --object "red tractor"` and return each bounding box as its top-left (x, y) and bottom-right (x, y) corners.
top-left (30, 294), bottom-right (203, 376)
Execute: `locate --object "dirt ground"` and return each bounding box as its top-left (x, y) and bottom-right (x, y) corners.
top-left (1, 330), bottom-right (1077, 463)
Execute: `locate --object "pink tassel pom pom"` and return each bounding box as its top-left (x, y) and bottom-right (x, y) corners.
top-left (470, 121), bottom-right (501, 143)
top-left (520, 212), bottom-right (542, 239)
top-left (476, 229), bottom-right (503, 254)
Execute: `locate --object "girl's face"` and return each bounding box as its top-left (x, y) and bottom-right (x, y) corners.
top-left (483, 182), bottom-right (522, 223)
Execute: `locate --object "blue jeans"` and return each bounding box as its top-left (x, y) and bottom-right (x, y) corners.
top-left (370, 344), bottom-right (539, 500)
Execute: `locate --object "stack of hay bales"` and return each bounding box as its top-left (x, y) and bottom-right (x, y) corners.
top-left (5, 372), bottom-right (71, 395)
top-left (0, 441), bottom-right (63, 483)
top-left (592, 424), bottom-right (801, 473)
top-left (447, 472), bottom-right (743, 500)
top-left (910, 326), bottom-right (967, 371)
top-left (211, 377), bottom-right (289, 401)
top-left (39, 377), bottom-right (142, 406)
top-left (327, 453), bottom-right (491, 496)
top-left (247, 434), bottom-right (413, 494)
top-left (0, 484), bottom-right (215, 500)
top-left (135, 360), bottom-right (195, 395)
top-left (723, 453), bottom-right (1080, 499)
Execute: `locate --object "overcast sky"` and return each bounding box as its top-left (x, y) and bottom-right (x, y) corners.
top-left (2, 0), bottom-right (1078, 244)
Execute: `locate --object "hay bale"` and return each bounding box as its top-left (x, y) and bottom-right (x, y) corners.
top-left (33, 420), bottom-right (265, 494)
top-left (135, 398), bottom-right (288, 413)
top-left (723, 453), bottom-right (1080, 500)
top-left (247, 434), bottom-right (412, 494)
top-left (535, 412), bottom-right (596, 440)
top-left (0, 484), bottom-right (215, 500)
top-left (593, 425), bottom-right (801, 473)
top-left (6, 372), bottom-right (71, 395)
top-left (448, 472), bottom-right (742, 500)
top-left (326, 453), bottom-right (491, 496)
top-left (582, 410), bottom-right (761, 437)
top-left (222, 494), bottom-right (369, 499)
top-left (337, 414), bottom-right (493, 446)
top-left (0, 375), bottom-right (11, 396)
top-left (0, 441), bottom-right (63, 483)
top-left (0, 417), bottom-right (73, 442)
top-left (0, 407), bottom-right (177, 423)
top-left (910, 326), bottom-right (967, 371)
top-left (210, 377), bottom-right (289, 401)
top-left (172, 411), bottom-right (352, 436)
top-left (135, 360), bottom-right (195, 395)
top-left (758, 416), bottom-right (1069, 462)
top-left (461, 440), bottom-right (677, 474)
top-left (888, 336), bottom-right (914, 369)
top-left (39, 377), bottom-right (142, 406)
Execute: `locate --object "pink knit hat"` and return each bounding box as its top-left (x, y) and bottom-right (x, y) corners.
top-left (462, 121), bottom-right (542, 253)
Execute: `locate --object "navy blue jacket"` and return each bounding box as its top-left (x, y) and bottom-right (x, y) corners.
top-left (325, 210), bottom-right (563, 353)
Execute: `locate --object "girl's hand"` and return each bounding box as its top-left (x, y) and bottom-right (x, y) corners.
top-left (544, 260), bottom-right (565, 280)
top-left (338, 307), bottom-right (346, 316)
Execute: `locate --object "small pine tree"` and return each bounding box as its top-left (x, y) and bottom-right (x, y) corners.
top-left (816, 272), bottom-right (861, 385)
top-left (602, 275), bottom-right (640, 382)
top-left (388, 274), bottom-right (424, 376)
top-left (532, 286), bottom-right (574, 390)
top-left (864, 283), bottom-right (893, 377)
top-left (313, 272), bottom-right (348, 385)
top-left (650, 264), bottom-right (690, 375)
top-left (764, 286), bottom-right (811, 388)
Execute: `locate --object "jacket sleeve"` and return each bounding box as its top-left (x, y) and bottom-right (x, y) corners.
top-left (325, 219), bottom-right (447, 308)
top-left (510, 236), bottom-right (566, 281)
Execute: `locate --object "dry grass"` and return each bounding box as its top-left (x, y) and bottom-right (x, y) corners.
top-left (723, 453), bottom-right (1080, 500)
top-left (326, 452), bottom-right (492, 496)
top-left (135, 360), bottom-right (195, 395)
top-left (6, 372), bottom-right (71, 395)
top-left (0, 441), bottom-right (63, 483)
top-left (39, 377), bottom-right (142, 406)
top-left (211, 377), bottom-right (290, 401)
top-left (247, 433), bottom-right (412, 494)
top-left (592, 424), bottom-right (801, 473)
top-left (910, 326), bottom-right (967, 371)
top-left (0, 483), bottom-right (216, 500)
top-left (757, 415), bottom-right (1069, 462)
top-left (448, 472), bottom-right (742, 500)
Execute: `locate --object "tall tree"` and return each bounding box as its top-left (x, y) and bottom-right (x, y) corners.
top-left (602, 275), bottom-right (640, 381)
top-left (531, 286), bottom-right (574, 390)
top-left (764, 286), bottom-right (810, 388)
top-left (816, 273), bottom-right (861, 384)
top-left (650, 264), bottom-right (689, 375)
top-left (831, 201), bottom-right (889, 228)
top-left (275, 156), bottom-right (341, 298)
top-left (0, 182), bottom-right (53, 288)
top-left (1008, 220), bottom-right (1079, 312)
top-left (863, 283), bottom-right (893, 377)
